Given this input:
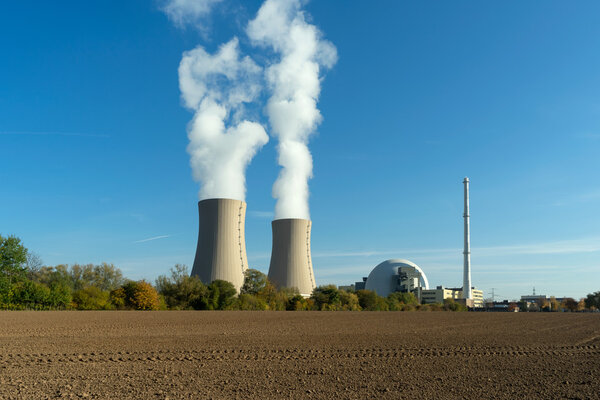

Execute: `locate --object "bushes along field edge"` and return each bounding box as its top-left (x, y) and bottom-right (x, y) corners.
top-left (1, 235), bottom-right (598, 311)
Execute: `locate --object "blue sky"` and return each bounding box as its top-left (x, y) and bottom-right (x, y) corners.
top-left (1, 1), bottom-right (599, 300)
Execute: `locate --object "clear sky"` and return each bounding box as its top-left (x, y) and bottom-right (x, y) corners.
top-left (1, 1), bottom-right (599, 301)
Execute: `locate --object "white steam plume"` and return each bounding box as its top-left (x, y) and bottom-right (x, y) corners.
top-left (178, 38), bottom-right (269, 200)
top-left (247, 0), bottom-right (337, 220)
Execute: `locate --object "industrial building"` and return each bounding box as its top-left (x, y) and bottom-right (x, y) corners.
top-left (421, 286), bottom-right (484, 308)
top-left (355, 259), bottom-right (429, 298)
top-left (353, 260), bottom-right (484, 307)
top-left (191, 198), bottom-right (248, 292)
top-left (520, 288), bottom-right (548, 305)
top-left (268, 218), bottom-right (316, 297)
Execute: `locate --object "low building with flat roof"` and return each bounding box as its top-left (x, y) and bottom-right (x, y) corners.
top-left (421, 286), bottom-right (484, 308)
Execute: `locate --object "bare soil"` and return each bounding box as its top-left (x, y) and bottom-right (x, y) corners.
top-left (0, 311), bottom-right (598, 399)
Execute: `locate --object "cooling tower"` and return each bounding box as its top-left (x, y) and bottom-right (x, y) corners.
top-left (268, 218), bottom-right (315, 296)
top-left (191, 198), bottom-right (248, 292)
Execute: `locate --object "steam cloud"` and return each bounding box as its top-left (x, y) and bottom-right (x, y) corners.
top-left (248, 0), bottom-right (337, 219)
top-left (178, 38), bottom-right (268, 200)
top-left (165, 0), bottom-right (335, 213)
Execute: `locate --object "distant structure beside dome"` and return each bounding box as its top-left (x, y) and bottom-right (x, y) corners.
top-left (355, 259), bottom-right (429, 298)
top-left (346, 177), bottom-right (485, 309)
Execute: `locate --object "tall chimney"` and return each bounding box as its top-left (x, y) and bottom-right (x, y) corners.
top-left (462, 177), bottom-right (472, 299)
top-left (191, 198), bottom-right (248, 292)
top-left (268, 218), bottom-right (315, 297)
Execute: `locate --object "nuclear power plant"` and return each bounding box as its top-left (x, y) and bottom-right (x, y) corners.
top-left (350, 177), bottom-right (484, 308)
top-left (190, 177), bottom-right (480, 303)
top-left (267, 218), bottom-right (316, 297)
top-left (191, 198), bottom-right (248, 292)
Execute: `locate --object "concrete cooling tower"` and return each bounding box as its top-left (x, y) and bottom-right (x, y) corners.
top-left (268, 218), bottom-right (315, 297)
top-left (191, 198), bottom-right (248, 292)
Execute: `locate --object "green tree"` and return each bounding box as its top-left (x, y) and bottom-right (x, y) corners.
top-left (91, 263), bottom-right (124, 291)
top-left (519, 300), bottom-right (528, 312)
top-left (562, 297), bottom-right (578, 312)
top-left (387, 292), bottom-right (418, 310)
top-left (69, 263), bottom-right (124, 291)
top-left (339, 290), bottom-right (361, 310)
top-left (248, 280), bottom-right (290, 310)
top-left (237, 293), bottom-right (268, 310)
top-left (286, 294), bottom-right (311, 310)
top-left (109, 287), bottom-right (126, 309)
top-left (31, 265), bottom-right (72, 289)
top-left (240, 269), bottom-right (268, 295)
top-left (70, 264), bottom-right (95, 291)
top-left (155, 264), bottom-right (208, 309)
top-left (443, 298), bottom-right (467, 311)
top-left (72, 286), bottom-right (112, 310)
top-left (47, 282), bottom-right (72, 309)
top-left (311, 285), bottom-right (341, 310)
top-left (584, 291), bottom-right (600, 310)
top-left (0, 235), bottom-right (28, 273)
top-left (0, 235), bottom-right (28, 303)
top-left (268, 286), bottom-right (296, 310)
top-left (356, 289), bottom-right (389, 311)
top-left (389, 291), bottom-right (418, 305)
top-left (206, 280), bottom-right (237, 310)
top-left (356, 289), bottom-right (377, 310)
top-left (11, 280), bottom-right (51, 308)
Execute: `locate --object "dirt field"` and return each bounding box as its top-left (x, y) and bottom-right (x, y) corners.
top-left (0, 312), bottom-right (598, 399)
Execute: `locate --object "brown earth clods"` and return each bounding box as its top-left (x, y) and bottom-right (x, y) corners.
top-left (0, 311), bottom-right (598, 399)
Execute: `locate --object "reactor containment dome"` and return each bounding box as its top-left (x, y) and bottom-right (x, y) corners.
top-left (364, 259), bottom-right (430, 297)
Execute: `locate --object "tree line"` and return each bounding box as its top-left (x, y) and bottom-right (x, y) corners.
top-left (519, 296), bottom-right (597, 312)
top-left (0, 235), bottom-right (163, 310)
top-left (157, 264), bottom-right (469, 311)
top-left (2, 235), bottom-right (598, 311)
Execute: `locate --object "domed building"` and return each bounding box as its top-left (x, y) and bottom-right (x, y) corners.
top-left (355, 259), bottom-right (429, 298)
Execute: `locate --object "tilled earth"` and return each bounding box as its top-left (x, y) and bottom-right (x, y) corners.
top-left (0, 311), bottom-right (598, 399)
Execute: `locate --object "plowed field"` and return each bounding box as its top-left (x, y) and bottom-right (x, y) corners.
top-left (0, 311), bottom-right (598, 399)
